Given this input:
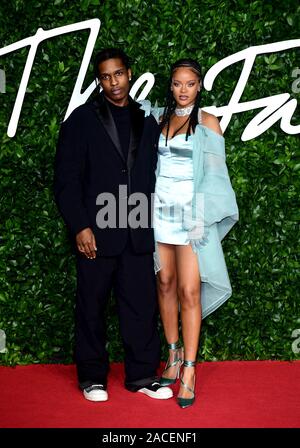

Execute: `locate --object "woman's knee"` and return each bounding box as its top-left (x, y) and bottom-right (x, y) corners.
top-left (157, 273), bottom-right (176, 295)
top-left (178, 286), bottom-right (200, 308)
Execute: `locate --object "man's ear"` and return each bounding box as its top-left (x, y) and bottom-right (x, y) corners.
top-left (128, 68), bottom-right (132, 81)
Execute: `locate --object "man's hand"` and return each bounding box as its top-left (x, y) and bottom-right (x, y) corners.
top-left (76, 228), bottom-right (97, 259)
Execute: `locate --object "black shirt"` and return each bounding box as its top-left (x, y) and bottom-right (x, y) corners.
top-left (107, 99), bottom-right (131, 161)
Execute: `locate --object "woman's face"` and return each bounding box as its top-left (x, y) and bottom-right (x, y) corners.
top-left (171, 67), bottom-right (201, 108)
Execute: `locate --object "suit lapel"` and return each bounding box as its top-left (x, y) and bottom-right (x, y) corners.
top-left (93, 93), bottom-right (125, 163)
top-left (92, 93), bottom-right (145, 168)
top-left (127, 98), bottom-right (145, 170)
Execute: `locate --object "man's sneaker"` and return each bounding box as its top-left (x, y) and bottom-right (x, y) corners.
top-left (83, 384), bottom-right (108, 402)
top-left (137, 381), bottom-right (173, 400)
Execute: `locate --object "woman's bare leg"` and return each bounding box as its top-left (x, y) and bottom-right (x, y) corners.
top-left (175, 244), bottom-right (201, 399)
top-left (156, 242), bottom-right (180, 380)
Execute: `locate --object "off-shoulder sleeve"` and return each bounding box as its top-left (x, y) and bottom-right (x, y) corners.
top-left (151, 105), bottom-right (165, 124)
top-left (137, 100), bottom-right (164, 123)
top-left (198, 126), bottom-right (238, 240)
top-left (184, 125), bottom-right (239, 248)
top-left (186, 125), bottom-right (239, 318)
top-left (137, 99), bottom-right (152, 116)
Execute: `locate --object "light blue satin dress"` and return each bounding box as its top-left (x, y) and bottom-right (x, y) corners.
top-left (151, 107), bottom-right (239, 319)
top-left (154, 132), bottom-right (195, 245)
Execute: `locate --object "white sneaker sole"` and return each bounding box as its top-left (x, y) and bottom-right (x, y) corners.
top-left (137, 387), bottom-right (173, 400)
top-left (83, 390), bottom-right (108, 402)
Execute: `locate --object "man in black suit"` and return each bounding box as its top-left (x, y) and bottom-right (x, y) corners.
top-left (54, 48), bottom-right (172, 402)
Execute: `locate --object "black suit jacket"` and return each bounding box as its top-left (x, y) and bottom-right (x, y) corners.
top-left (54, 92), bottom-right (159, 256)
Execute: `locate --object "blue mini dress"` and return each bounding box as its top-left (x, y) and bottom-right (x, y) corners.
top-left (154, 132), bottom-right (195, 245)
top-left (151, 107), bottom-right (239, 318)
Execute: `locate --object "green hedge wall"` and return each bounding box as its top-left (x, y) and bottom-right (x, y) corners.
top-left (0, 0), bottom-right (299, 365)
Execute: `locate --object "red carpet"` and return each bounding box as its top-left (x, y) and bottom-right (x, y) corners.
top-left (0, 361), bottom-right (299, 428)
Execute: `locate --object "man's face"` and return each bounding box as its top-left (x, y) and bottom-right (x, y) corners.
top-left (98, 58), bottom-right (131, 106)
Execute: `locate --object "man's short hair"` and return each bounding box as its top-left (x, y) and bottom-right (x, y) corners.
top-left (94, 48), bottom-right (131, 80)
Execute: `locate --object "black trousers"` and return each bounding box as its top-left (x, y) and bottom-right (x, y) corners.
top-left (74, 236), bottom-right (161, 390)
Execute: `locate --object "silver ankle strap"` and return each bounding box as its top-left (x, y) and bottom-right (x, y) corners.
top-left (168, 341), bottom-right (181, 350)
top-left (183, 360), bottom-right (196, 367)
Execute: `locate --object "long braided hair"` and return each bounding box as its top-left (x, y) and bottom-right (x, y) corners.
top-left (160, 58), bottom-right (203, 143)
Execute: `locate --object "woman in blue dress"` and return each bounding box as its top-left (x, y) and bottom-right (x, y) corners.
top-left (153, 59), bottom-right (239, 408)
